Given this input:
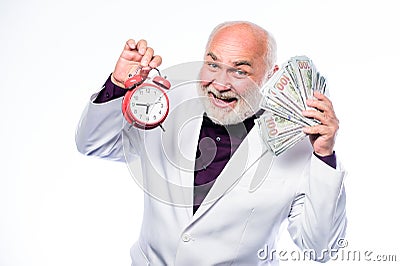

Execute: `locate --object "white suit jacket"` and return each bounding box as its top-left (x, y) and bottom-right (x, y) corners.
top-left (75, 81), bottom-right (347, 266)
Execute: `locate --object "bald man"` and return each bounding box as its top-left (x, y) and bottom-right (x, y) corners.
top-left (76, 21), bottom-right (346, 265)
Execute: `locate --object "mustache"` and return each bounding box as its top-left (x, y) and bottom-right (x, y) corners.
top-left (200, 81), bottom-right (239, 100)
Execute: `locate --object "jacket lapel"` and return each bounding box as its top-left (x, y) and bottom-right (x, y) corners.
top-left (189, 123), bottom-right (270, 224)
top-left (171, 98), bottom-right (204, 217)
top-left (168, 91), bottom-right (273, 225)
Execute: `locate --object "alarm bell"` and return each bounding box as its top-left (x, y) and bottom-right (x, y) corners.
top-left (122, 67), bottom-right (171, 130)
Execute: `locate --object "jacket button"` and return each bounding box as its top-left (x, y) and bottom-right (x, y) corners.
top-left (182, 233), bottom-right (191, 242)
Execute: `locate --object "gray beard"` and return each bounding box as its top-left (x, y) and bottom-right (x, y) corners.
top-left (197, 84), bottom-right (262, 125)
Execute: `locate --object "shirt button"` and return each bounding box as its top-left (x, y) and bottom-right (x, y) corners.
top-left (182, 233), bottom-right (191, 242)
top-left (106, 92), bottom-right (110, 98)
top-left (216, 136), bottom-right (221, 142)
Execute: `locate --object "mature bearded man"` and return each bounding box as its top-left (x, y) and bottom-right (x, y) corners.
top-left (76, 21), bottom-right (346, 265)
top-left (197, 22), bottom-right (274, 125)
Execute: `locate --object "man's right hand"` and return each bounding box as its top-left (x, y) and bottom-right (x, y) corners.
top-left (111, 39), bottom-right (162, 88)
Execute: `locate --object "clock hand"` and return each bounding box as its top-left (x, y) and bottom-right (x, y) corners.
top-left (135, 102), bottom-right (151, 114)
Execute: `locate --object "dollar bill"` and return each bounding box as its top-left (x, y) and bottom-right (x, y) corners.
top-left (289, 56), bottom-right (316, 103)
top-left (315, 72), bottom-right (327, 94)
top-left (257, 112), bottom-right (307, 155)
top-left (258, 112), bottom-right (303, 141)
top-left (259, 63), bottom-right (319, 127)
top-left (266, 130), bottom-right (306, 156)
top-left (258, 55), bottom-right (328, 155)
top-left (261, 96), bottom-right (313, 127)
top-left (266, 65), bottom-right (305, 115)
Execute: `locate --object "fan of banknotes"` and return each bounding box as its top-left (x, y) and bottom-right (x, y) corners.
top-left (258, 55), bottom-right (327, 156)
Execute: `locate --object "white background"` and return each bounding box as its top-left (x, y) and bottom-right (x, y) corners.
top-left (1, 0), bottom-right (399, 265)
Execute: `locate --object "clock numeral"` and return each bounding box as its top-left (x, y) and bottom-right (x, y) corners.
top-left (146, 88), bottom-right (150, 93)
top-left (153, 115), bottom-right (157, 120)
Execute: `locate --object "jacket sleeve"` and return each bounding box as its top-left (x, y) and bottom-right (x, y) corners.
top-left (75, 93), bottom-right (131, 162)
top-left (286, 154), bottom-right (347, 262)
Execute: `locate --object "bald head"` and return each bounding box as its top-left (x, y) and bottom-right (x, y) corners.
top-left (205, 21), bottom-right (277, 75)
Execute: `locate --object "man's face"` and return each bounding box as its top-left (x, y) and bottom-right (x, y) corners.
top-left (198, 26), bottom-right (268, 125)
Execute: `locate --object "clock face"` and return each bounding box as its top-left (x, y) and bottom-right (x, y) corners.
top-left (128, 84), bottom-right (169, 127)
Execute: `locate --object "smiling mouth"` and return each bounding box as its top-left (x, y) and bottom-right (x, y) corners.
top-left (208, 92), bottom-right (238, 108)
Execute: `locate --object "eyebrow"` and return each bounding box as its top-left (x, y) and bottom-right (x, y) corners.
top-left (234, 60), bottom-right (252, 67)
top-left (206, 52), bottom-right (218, 61)
top-left (206, 52), bottom-right (252, 67)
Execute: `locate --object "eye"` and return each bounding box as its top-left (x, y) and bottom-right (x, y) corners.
top-left (206, 62), bottom-right (220, 71)
top-left (235, 69), bottom-right (247, 76)
top-left (230, 68), bottom-right (248, 79)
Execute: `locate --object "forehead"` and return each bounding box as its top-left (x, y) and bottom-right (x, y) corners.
top-left (206, 26), bottom-right (266, 64)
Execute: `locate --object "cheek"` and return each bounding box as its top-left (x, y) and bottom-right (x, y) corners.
top-left (199, 66), bottom-right (213, 86)
top-left (234, 80), bottom-right (258, 96)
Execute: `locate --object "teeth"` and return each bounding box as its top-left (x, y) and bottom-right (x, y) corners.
top-left (221, 97), bottom-right (236, 102)
top-left (209, 91), bottom-right (237, 102)
top-left (217, 96), bottom-right (229, 101)
top-left (214, 94), bottom-right (234, 101)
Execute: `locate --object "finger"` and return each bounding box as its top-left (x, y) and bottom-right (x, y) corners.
top-left (136, 39), bottom-right (148, 55)
top-left (313, 90), bottom-right (329, 101)
top-left (140, 47), bottom-right (154, 67)
top-left (303, 124), bottom-right (329, 136)
top-left (306, 98), bottom-right (333, 113)
top-left (310, 91), bottom-right (333, 108)
top-left (139, 67), bottom-right (151, 79)
top-left (120, 39), bottom-right (142, 61)
top-left (124, 39), bottom-right (137, 50)
top-left (120, 49), bottom-right (142, 61)
top-left (302, 109), bottom-right (328, 124)
top-left (149, 55), bottom-right (162, 68)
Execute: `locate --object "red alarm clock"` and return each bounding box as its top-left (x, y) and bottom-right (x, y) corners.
top-left (122, 68), bottom-right (171, 130)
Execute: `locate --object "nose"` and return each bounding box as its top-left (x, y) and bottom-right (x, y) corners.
top-left (212, 70), bottom-right (232, 92)
top-left (212, 81), bottom-right (232, 92)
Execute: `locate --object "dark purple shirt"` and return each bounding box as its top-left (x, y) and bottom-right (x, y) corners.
top-left (93, 74), bottom-right (127, 103)
top-left (193, 114), bottom-right (256, 213)
top-left (94, 75), bottom-right (337, 214)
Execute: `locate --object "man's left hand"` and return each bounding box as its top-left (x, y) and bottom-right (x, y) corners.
top-left (302, 91), bottom-right (339, 156)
